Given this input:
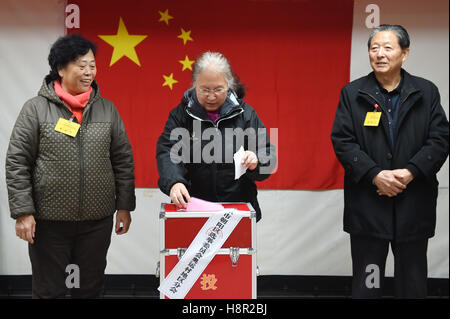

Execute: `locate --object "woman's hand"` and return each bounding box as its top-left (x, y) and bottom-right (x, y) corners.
top-left (115, 210), bottom-right (131, 235)
top-left (241, 151), bottom-right (258, 171)
top-left (170, 183), bottom-right (191, 209)
top-left (15, 214), bottom-right (36, 244)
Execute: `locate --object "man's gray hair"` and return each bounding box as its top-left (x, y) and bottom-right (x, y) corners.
top-left (367, 24), bottom-right (410, 50)
top-left (192, 51), bottom-right (236, 90)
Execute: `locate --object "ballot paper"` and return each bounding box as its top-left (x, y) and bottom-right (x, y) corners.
top-left (233, 146), bottom-right (247, 180)
top-left (186, 197), bottom-right (224, 211)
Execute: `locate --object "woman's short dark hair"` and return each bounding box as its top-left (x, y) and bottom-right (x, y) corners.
top-left (45, 34), bottom-right (97, 83)
top-left (367, 24), bottom-right (410, 50)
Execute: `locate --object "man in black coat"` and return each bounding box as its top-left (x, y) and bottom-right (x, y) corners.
top-left (331, 25), bottom-right (449, 298)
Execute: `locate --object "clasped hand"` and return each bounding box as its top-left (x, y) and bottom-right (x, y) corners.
top-left (373, 169), bottom-right (414, 197)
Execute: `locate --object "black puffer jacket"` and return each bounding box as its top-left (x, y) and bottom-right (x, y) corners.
top-left (5, 79), bottom-right (136, 221)
top-left (156, 88), bottom-right (276, 221)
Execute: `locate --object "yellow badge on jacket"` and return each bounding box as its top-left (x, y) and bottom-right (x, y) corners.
top-left (54, 118), bottom-right (80, 137)
top-left (364, 112), bottom-right (382, 126)
top-left (364, 104), bottom-right (382, 127)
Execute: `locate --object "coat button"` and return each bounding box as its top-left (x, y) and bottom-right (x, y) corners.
top-left (353, 156), bottom-right (358, 162)
top-left (387, 153), bottom-right (392, 159)
top-left (427, 155), bottom-right (432, 160)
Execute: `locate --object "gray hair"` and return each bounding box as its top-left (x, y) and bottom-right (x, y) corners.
top-left (367, 24), bottom-right (410, 50)
top-left (192, 51), bottom-right (236, 90)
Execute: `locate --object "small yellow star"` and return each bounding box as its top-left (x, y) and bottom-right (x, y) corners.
top-left (98, 17), bottom-right (147, 66)
top-left (162, 73), bottom-right (178, 90)
top-left (177, 28), bottom-right (193, 45)
top-left (158, 9), bottom-right (173, 25)
top-left (179, 55), bottom-right (195, 71)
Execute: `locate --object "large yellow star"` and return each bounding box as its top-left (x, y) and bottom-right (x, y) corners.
top-left (98, 17), bottom-right (148, 67)
top-left (177, 28), bottom-right (193, 45)
top-left (162, 73), bottom-right (178, 90)
top-left (179, 55), bottom-right (195, 71)
top-left (158, 9), bottom-right (173, 25)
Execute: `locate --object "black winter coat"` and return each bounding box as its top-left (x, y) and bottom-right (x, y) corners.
top-left (331, 70), bottom-right (449, 242)
top-left (156, 89), bottom-right (277, 221)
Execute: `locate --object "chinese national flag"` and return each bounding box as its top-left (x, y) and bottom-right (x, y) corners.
top-left (68, 0), bottom-right (353, 189)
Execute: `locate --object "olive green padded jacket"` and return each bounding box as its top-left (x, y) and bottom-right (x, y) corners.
top-left (5, 79), bottom-right (135, 221)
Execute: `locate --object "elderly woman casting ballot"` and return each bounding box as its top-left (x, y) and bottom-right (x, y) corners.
top-left (156, 51), bottom-right (276, 221)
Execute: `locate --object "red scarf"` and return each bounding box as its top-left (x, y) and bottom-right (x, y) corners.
top-left (54, 80), bottom-right (92, 124)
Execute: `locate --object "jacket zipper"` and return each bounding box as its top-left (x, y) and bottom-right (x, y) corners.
top-left (185, 107), bottom-right (244, 129)
top-left (216, 109), bottom-right (244, 128)
top-left (77, 123), bottom-right (84, 219)
top-left (76, 101), bottom-right (95, 220)
top-left (359, 90), bottom-right (388, 113)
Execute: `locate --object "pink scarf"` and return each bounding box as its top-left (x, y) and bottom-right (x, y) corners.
top-left (54, 80), bottom-right (92, 124)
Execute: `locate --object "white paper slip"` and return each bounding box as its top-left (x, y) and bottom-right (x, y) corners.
top-left (233, 146), bottom-right (247, 180)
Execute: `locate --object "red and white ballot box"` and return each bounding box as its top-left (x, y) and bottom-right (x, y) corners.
top-left (157, 202), bottom-right (257, 299)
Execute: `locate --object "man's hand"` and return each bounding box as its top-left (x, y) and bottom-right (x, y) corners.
top-left (241, 151), bottom-right (258, 171)
top-left (15, 214), bottom-right (36, 244)
top-left (170, 182), bottom-right (191, 209)
top-left (115, 210), bottom-right (131, 235)
top-left (373, 170), bottom-right (406, 197)
top-left (392, 168), bottom-right (414, 186)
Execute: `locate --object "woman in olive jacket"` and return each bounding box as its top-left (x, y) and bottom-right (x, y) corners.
top-left (5, 34), bottom-right (135, 298)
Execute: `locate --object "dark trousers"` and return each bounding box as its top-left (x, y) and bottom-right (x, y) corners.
top-left (350, 235), bottom-right (428, 298)
top-left (28, 215), bottom-right (113, 299)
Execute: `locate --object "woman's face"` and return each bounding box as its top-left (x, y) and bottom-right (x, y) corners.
top-left (58, 49), bottom-right (96, 95)
top-left (195, 68), bottom-right (228, 112)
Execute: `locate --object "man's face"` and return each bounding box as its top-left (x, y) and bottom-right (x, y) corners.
top-left (369, 31), bottom-right (409, 76)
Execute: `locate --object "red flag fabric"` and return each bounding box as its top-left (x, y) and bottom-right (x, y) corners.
top-left (68, 0), bottom-right (352, 189)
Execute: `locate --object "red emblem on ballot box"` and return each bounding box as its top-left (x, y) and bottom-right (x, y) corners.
top-left (158, 202), bottom-right (257, 299)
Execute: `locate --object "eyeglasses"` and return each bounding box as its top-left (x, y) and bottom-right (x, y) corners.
top-left (198, 87), bottom-right (227, 96)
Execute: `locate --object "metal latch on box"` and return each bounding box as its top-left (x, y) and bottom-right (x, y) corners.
top-left (177, 248), bottom-right (186, 260)
top-left (163, 247), bottom-right (254, 266)
top-left (229, 247), bottom-right (240, 267)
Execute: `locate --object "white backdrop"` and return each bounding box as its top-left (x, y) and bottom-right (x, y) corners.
top-left (0, 0), bottom-right (448, 278)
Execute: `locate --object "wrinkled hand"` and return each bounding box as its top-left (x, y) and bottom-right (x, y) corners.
top-left (241, 151), bottom-right (258, 171)
top-left (373, 170), bottom-right (406, 197)
top-left (170, 182), bottom-right (191, 209)
top-left (115, 210), bottom-right (131, 235)
top-left (15, 214), bottom-right (36, 244)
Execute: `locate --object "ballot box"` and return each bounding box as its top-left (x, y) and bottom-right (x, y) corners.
top-left (157, 202), bottom-right (257, 299)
